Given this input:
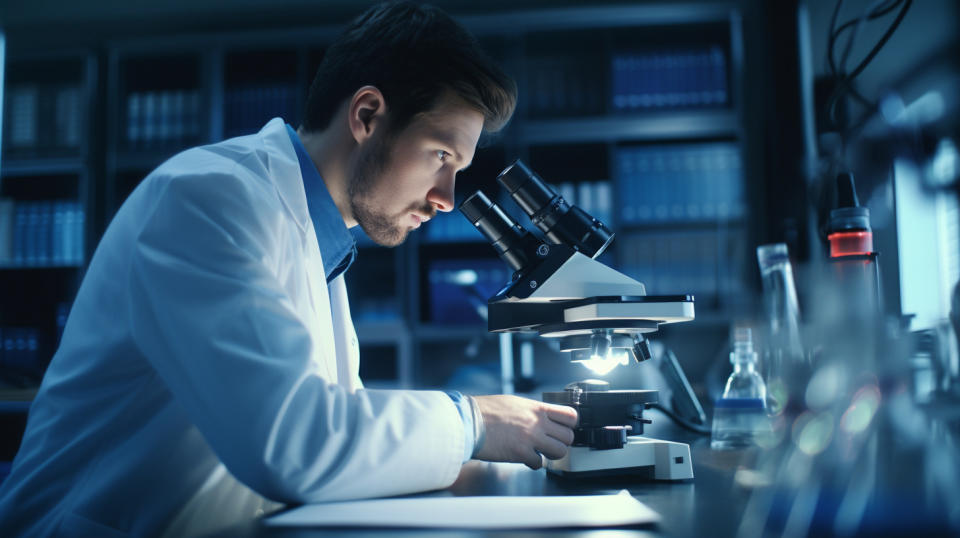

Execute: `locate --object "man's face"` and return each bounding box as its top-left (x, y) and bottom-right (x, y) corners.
top-left (348, 92), bottom-right (484, 246)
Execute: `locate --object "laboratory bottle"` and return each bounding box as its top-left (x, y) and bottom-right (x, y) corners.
top-left (756, 242), bottom-right (805, 414)
top-left (827, 172), bottom-right (882, 320)
top-left (711, 327), bottom-right (772, 449)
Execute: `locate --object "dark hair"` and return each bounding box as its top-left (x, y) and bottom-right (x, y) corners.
top-left (302, 1), bottom-right (517, 135)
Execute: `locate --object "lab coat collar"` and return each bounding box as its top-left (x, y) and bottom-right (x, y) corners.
top-left (284, 124), bottom-right (357, 282)
top-left (257, 118), bottom-right (311, 235)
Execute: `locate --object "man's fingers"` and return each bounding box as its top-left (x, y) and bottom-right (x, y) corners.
top-left (544, 420), bottom-right (575, 446)
top-left (544, 403), bottom-right (578, 428)
top-left (473, 395), bottom-right (579, 469)
top-left (537, 435), bottom-right (569, 460)
top-left (523, 450), bottom-right (544, 470)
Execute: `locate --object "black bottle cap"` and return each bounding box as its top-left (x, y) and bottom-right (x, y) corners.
top-left (829, 172), bottom-right (871, 232)
top-left (836, 172), bottom-right (860, 208)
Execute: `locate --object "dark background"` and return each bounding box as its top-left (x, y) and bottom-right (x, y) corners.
top-left (1, 0), bottom-right (957, 480)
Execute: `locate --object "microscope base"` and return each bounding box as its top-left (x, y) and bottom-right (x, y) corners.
top-left (545, 436), bottom-right (693, 480)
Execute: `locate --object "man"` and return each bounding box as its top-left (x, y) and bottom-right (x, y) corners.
top-left (0, 2), bottom-right (578, 536)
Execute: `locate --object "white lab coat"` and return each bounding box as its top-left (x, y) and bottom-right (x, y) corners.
top-left (0, 118), bottom-right (465, 537)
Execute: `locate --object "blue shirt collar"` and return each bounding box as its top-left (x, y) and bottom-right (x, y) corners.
top-left (285, 124), bottom-right (357, 282)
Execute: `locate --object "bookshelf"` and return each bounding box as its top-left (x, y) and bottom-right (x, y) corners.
top-left (518, 110), bottom-right (739, 144)
top-left (104, 49), bottom-right (211, 222)
top-left (0, 51), bottom-right (97, 391)
top-left (1, 2), bottom-right (756, 393)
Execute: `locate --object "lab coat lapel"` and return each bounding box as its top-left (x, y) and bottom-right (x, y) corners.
top-left (329, 275), bottom-right (362, 392)
top-left (259, 118), bottom-right (310, 235)
top-left (259, 118), bottom-right (339, 383)
top-left (302, 227), bottom-right (340, 384)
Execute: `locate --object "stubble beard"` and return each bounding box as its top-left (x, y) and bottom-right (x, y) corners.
top-left (348, 132), bottom-right (434, 247)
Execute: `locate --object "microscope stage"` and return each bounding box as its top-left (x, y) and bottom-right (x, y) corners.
top-left (563, 297), bottom-right (695, 324)
top-left (545, 436), bottom-right (693, 480)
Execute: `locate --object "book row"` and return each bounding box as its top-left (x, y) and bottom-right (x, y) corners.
top-left (4, 84), bottom-right (84, 155)
top-left (125, 90), bottom-right (204, 149)
top-left (0, 327), bottom-right (43, 383)
top-left (616, 228), bottom-right (747, 299)
top-left (0, 200), bottom-right (85, 267)
top-left (615, 142), bottom-right (745, 224)
top-left (223, 85), bottom-right (299, 139)
top-left (612, 46), bottom-right (728, 111)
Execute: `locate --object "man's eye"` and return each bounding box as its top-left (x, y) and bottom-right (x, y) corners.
top-left (436, 150), bottom-right (449, 162)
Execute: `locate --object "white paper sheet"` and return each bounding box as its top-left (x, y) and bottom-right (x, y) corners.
top-left (266, 489), bottom-right (660, 529)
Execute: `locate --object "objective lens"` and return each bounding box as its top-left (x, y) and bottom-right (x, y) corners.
top-left (497, 160), bottom-right (614, 259)
top-left (460, 190), bottom-right (534, 273)
top-left (589, 330), bottom-right (613, 359)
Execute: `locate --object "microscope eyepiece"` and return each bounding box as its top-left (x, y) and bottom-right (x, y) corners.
top-left (460, 190), bottom-right (537, 273)
top-left (462, 160), bottom-right (618, 279)
top-left (497, 160), bottom-right (614, 259)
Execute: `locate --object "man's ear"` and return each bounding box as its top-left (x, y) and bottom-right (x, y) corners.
top-left (348, 86), bottom-right (387, 145)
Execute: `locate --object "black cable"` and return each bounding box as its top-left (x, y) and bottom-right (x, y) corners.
top-left (836, 0), bottom-right (874, 78)
top-left (844, 0), bottom-right (912, 82)
top-left (829, 0), bottom-right (902, 76)
top-left (825, 0), bottom-right (913, 134)
top-left (831, 0), bottom-right (901, 46)
top-left (827, 73), bottom-right (874, 131)
top-left (649, 403), bottom-right (712, 436)
top-left (830, 0), bottom-right (890, 128)
top-left (827, 0), bottom-right (845, 78)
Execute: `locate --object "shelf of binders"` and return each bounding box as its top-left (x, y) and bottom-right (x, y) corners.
top-left (0, 171), bottom-right (86, 270)
top-left (115, 53), bottom-right (208, 156)
top-left (523, 143), bottom-right (615, 228)
top-left (521, 23), bottom-right (731, 114)
top-left (222, 49), bottom-right (302, 139)
top-left (518, 109), bottom-right (738, 145)
top-left (107, 51), bottom-right (210, 220)
top-left (0, 305), bottom-right (73, 389)
top-left (0, 51), bottom-right (94, 391)
top-left (614, 140), bottom-right (745, 226)
top-left (2, 56), bottom-right (93, 162)
top-left (120, 89), bottom-right (205, 154)
top-left (0, 158), bottom-right (86, 177)
top-left (0, 281), bottom-right (75, 388)
top-left (516, 19), bottom-right (735, 143)
top-left (0, 199), bottom-right (86, 269)
top-left (614, 226), bottom-right (748, 310)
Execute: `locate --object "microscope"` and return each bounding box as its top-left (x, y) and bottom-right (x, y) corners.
top-left (459, 160), bottom-right (695, 480)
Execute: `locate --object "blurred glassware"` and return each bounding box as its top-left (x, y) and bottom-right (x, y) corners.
top-left (712, 326), bottom-right (774, 449)
top-left (757, 243), bottom-right (806, 415)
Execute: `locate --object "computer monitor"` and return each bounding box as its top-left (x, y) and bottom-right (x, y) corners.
top-left (895, 155), bottom-right (960, 331)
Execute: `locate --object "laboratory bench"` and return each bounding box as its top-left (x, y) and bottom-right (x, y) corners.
top-left (213, 422), bottom-right (759, 538)
top-left (207, 408), bottom-right (960, 538)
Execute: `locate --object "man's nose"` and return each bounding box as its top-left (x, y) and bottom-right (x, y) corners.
top-left (427, 170), bottom-right (456, 213)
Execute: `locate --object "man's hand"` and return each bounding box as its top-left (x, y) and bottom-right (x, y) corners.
top-left (471, 394), bottom-right (578, 470)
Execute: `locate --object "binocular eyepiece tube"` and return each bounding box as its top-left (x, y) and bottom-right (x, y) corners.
top-left (459, 190), bottom-right (537, 273)
top-left (459, 159), bottom-right (615, 275)
top-left (497, 160), bottom-right (614, 259)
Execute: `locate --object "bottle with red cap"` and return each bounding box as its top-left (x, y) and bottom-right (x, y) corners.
top-left (828, 172), bottom-right (874, 258)
top-left (826, 172), bottom-right (882, 316)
